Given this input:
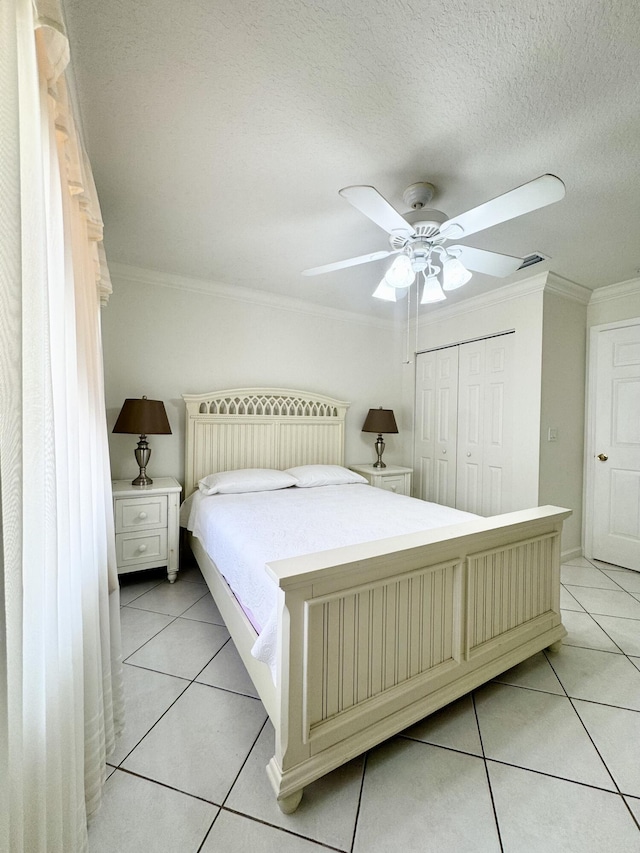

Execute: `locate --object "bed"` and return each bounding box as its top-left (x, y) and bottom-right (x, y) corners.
top-left (182, 387), bottom-right (570, 813)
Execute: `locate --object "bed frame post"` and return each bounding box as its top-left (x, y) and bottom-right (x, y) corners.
top-left (266, 584), bottom-right (313, 811)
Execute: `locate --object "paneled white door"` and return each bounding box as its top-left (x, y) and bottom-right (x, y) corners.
top-left (414, 334), bottom-right (513, 513)
top-left (591, 322), bottom-right (640, 569)
top-left (457, 336), bottom-right (513, 514)
top-left (414, 346), bottom-right (459, 505)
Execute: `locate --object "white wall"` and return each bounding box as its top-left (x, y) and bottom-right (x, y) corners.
top-left (102, 267), bottom-right (405, 487)
top-left (538, 290), bottom-right (587, 553)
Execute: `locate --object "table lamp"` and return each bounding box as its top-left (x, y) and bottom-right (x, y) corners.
top-left (112, 396), bottom-right (171, 486)
top-left (362, 407), bottom-right (398, 468)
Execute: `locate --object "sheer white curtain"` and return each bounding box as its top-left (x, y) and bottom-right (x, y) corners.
top-left (0, 1), bottom-right (124, 850)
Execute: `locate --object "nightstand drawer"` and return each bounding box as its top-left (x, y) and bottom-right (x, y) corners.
top-left (116, 530), bottom-right (168, 566)
top-left (349, 464), bottom-right (412, 497)
top-left (115, 495), bottom-right (167, 533)
top-left (379, 476), bottom-right (406, 494)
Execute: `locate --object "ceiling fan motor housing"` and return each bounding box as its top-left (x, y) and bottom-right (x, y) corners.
top-left (389, 208), bottom-right (448, 250)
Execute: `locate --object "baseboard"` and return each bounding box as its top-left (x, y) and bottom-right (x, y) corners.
top-left (561, 546), bottom-right (583, 562)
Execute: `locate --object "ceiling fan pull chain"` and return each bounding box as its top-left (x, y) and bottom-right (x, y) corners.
top-left (414, 273), bottom-right (420, 359)
top-left (403, 280), bottom-right (411, 364)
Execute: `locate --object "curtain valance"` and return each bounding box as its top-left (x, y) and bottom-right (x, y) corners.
top-left (34, 0), bottom-right (112, 305)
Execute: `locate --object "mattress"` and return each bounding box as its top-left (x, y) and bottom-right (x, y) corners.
top-left (183, 483), bottom-right (479, 678)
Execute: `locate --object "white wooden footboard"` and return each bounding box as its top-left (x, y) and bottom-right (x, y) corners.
top-left (265, 505), bottom-right (569, 811)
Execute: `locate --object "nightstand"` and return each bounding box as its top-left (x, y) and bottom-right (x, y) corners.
top-left (112, 477), bottom-right (182, 583)
top-left (350, 464), bottom-right (413, 496)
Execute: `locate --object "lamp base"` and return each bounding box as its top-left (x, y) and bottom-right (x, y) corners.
top-left (132, 473), bottom-right (153, 487)
top-left (132, 435), bottom-right (153, 486)
top-left (373, 434), bottom-right (386, 468)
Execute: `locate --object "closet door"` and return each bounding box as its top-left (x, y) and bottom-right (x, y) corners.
top-left (414, 346), bottom-right (459, 504)
top-left (456, 336), bottom-right (513, 514)
top-left (456, 341), bottom-right (485, 513)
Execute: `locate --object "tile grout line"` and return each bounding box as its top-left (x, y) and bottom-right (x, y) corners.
top-left (211, 717), bottom-right (347, 853)
top-left (544, 645), bottom-right (640, 825)
top-left (472, 690), bottom-right (504, 853)
top-left (482, 755), bottom-right (632, 798)
top-left (567, 558), bottom-right (640, 598)
top-left (578, 611), bottom-right (633, 656)
top-left (120, 609), bottom-right (180, 663)
top-left (348, 751), bottom-right (368, 853)
top-left (544, 649), bottom-right (625, 796)
top-left (220, 806), bottom-right (346, 853)
top-left (562, 590), bottom-right (640, 621)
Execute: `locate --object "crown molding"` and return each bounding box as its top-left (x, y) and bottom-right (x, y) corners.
top-left (108, 263), bottom-right (396, 331)
top-left (415, 271), bottom-right (548, 328)
top-left (588, 277), bottom-right (640, 305)
top-left (415, 270), bottom-right (591, 329)
top-left (544, 272), bottom-right (592, 304)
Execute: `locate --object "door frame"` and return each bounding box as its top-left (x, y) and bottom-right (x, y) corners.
top-left (583, 316), bottom-right (640, 559)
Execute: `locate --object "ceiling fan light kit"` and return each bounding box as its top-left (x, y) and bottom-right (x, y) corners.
top-left (303, 174), bottom-right (565, 308)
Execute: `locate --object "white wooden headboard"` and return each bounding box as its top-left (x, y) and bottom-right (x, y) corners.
top-left (182, 388), bottom-right (351, 495)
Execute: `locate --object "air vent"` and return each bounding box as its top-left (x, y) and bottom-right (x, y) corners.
top-left (517, 252), bottom-right (548, 270)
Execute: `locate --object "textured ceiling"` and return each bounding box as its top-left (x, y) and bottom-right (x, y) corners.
top-left (63, 0), bottom-right (640, 317)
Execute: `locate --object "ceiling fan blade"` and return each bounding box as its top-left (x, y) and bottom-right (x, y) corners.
top-left (440, 174), bottom-right (565, 239)
top-left (302, 249), bottom-right (394, 276)
top-left (339, 185), bottom-right (416, 238)
top-left (449, 245), bottom-right (523, 277)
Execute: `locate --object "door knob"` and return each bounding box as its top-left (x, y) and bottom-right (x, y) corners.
top-left (597, 453), bottom-right (608, 462)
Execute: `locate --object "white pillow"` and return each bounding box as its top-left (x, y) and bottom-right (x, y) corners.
top-left (284, 464), bottom-right (368, 488)
top-left (198, 468), bottom-right (297, 495)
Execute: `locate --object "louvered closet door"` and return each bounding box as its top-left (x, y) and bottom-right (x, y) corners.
top-left (414, 346), bottom-right (459, 504)
top-left (456, 336), bottom-right (513, 514)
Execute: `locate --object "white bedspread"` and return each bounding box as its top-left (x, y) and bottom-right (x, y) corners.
top-left (184, 484), bottom-right (478, 679)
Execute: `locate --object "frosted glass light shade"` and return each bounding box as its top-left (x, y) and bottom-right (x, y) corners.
top-left (384, 254), bottom-right (414, 289)
top-left (372, 279), bottom-right (400, 301)
top-left (442, 256), bottom-right (472, 290)
top-left (420, 275), bottom-right (446, 304)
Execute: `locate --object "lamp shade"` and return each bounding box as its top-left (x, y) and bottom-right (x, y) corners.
top-left (362, 407), bottom-right (398, 434)
top-left (112, 397), bottom-right (171, 435)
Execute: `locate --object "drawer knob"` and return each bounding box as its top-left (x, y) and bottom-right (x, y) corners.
top-left (390, 485), bottom-right (397, 492)
top-left (138, 511), bottom-right (148, 520)
top-left (138, 544), bottom-right (147, 553)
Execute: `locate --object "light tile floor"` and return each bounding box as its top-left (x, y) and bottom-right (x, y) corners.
top-left (90, 556), bottom-right (640, 852)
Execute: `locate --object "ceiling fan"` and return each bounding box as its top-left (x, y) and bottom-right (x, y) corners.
top-left (302, 175), bottom-right (565, 303)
